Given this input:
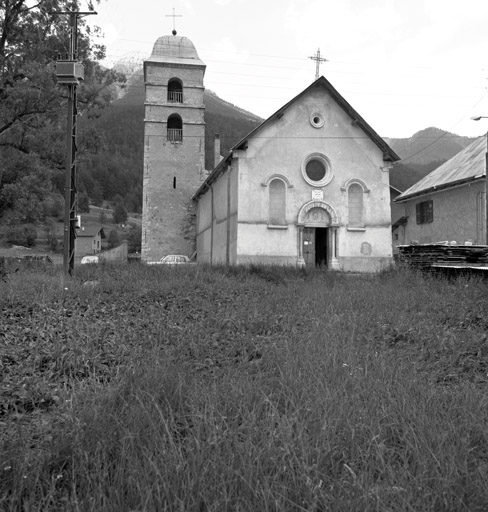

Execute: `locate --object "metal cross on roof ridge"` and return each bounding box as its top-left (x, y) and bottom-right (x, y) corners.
top-left (308, 48), bottom-right (328, 81)
top-left (166, 7), bottom-right (182, 35)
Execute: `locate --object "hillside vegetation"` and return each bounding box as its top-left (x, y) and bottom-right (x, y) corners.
top-left (1, 265), bottom-right (488, 511)
top-left (75, 72), bottom-right (263, 214)
top-left (387, 127), bottom-right (477, 191)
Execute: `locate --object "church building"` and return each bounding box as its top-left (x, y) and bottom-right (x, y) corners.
top-left (142, 32), bottom-right (400, 271)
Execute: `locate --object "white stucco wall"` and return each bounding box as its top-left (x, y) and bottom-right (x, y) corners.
top-left (195, 163), bottom-right (238, 264)
top-left (395, 180), bottom-right (486, 246)
top-left (235, 86), bottom-right (393, 270)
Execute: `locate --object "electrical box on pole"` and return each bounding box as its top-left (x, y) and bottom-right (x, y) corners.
top-left (56, 61), bottom-right (84, 84)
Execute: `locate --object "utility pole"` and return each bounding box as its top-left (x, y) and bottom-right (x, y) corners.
top-left (308, 48), bottom-right (328, 81)
top-left (53, 10), bottom-right (96, 275)
top-left (471, 116), bottom-right (488, 245)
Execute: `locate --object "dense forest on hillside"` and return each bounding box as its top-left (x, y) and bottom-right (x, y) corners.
top-left (75, 77), bottom-right (263, 214)
top-left (389, 160), bottom-right (446, 191)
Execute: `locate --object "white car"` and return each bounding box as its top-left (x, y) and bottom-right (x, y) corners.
top-left (80, 255), bottom-right (99, 265)
top-left (148, 255), bottom-right (193, 265)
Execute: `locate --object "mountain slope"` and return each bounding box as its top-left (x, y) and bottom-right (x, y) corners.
top-left (386, 128), bottom-right (477, 191)
top-left (80, 70), bottom-right (475, 206)
top-left (114, 69), bottom-right (263, 168)
top-left (386, 127), bottom-right (475, 165)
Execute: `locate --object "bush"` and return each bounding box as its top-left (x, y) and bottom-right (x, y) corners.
top-left (107, 229), bottom-right (121, 249)
top-left (127, 224), bottom-right (141, 253)
top-left (44, 222), bottom-right (59, 252)
top-left (43, 193), bottom-right (64, 219)
top-left (6, 224), bottom-right (37, 247)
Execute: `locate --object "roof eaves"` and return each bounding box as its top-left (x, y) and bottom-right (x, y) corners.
top-left (394, 174), bottom-right (485, 202)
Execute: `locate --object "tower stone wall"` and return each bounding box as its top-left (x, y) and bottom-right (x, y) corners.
top-left (142, 35), bottom-right (206, 262)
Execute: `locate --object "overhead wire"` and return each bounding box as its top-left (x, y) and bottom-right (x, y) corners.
top-left (399, 91), bottom-right (488, 163)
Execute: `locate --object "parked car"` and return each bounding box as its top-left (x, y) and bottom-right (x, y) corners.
top-left (148, 255), bottom-right (194, 265)
top-left (80, 255), bottom-right (99, 265)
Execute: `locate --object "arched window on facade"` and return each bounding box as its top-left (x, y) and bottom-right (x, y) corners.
top-left (269, 178), bottom-right (286, 226)
top-left (167, 114), bottom-right (182, 143)
top-left (167, 78), bottom-right (183, 103)
top-left (348, 183), bottom-right (364, 227)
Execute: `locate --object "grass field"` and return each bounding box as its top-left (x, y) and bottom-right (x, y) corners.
top-left (1, 264), bottom-right (488, 511)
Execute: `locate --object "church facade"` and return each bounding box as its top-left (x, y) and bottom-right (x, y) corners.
top-left (194, 77), bottom-right (399, 271)
top-left (142, 33), bottom-right (400, 271)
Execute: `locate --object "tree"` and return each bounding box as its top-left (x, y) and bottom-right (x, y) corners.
top-left (98, 208), bottom-right (106, 223)
top-left (127, 223), bottom-right (141, 253)
top-left (78, 190), bottom-right (90, 213)
top-left (107, 228), bottom-right (120, 249)
top-left (113, 201), bottom-right (127, 225)
top-left (0, 0), bottom-right (125, 224)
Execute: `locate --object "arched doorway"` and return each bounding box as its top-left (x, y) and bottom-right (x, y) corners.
top-left (297, 201), bottom-right (340, 269)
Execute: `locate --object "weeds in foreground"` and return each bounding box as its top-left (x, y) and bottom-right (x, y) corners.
top-left (1, 265), bottom-right (487, 511)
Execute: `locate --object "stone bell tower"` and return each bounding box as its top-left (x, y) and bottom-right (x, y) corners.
top-left (142, 32), bottom-right (206, 262)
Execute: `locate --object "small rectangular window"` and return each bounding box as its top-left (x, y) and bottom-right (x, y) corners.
top-left (416, 200), bottom-right (433, 224)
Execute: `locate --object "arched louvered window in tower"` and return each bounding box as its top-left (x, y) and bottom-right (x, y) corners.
top-left (348, 183), bottom-right (364, 227)
top-left (167, 114), bottom-right (182, 143)
top-left (269, 179), bottom-right (286, 225)
top-left (167, 78), bottom-right (183, 103)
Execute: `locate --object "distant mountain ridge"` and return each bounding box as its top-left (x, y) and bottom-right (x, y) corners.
top-left (386, 127), bottom-right (478, 191)
top-left (386, 127), bottom-right (476, 165)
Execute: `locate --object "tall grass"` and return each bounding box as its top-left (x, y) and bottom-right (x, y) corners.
top-left (1, 264), bottom-right (487, 510)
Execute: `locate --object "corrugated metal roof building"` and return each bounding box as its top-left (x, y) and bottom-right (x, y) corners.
top-left (393, 137), bottom-right (486, 246)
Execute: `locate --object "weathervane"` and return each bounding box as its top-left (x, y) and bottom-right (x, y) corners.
top-left (166, 7), bottom-right (182, 35)
top-left (308, 48), bottom-right (328, 80)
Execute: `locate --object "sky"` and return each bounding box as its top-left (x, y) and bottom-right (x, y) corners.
top-left (84, 0), bottom-right (488, 139)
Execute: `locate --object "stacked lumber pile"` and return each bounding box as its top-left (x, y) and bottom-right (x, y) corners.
top-left (397, 244), bottom-right (488, 272)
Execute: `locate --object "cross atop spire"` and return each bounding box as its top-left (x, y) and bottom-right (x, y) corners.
top-left (308, 48), bottom-right (328, 81)
top-left (166, 7), bottom-right (182, 35)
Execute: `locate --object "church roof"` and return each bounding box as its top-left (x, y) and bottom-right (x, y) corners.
top-left (147, 35), bottom-right (205, 67)
top-left (233, 76), bottom-right (400, 162)
top-left (395, 136), bottom-right (486, 202)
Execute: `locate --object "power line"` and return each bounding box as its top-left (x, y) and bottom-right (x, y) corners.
top-left (400, 91), bottom-right (488, 163)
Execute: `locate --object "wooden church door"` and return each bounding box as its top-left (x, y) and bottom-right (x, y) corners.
top-left (303, 228), bottom-right (315, 266)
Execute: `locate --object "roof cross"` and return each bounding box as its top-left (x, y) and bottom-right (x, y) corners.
top-left (166, 7), bottom-right (182, 35)
top-left (308, 48), bottom-right (328, 80)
